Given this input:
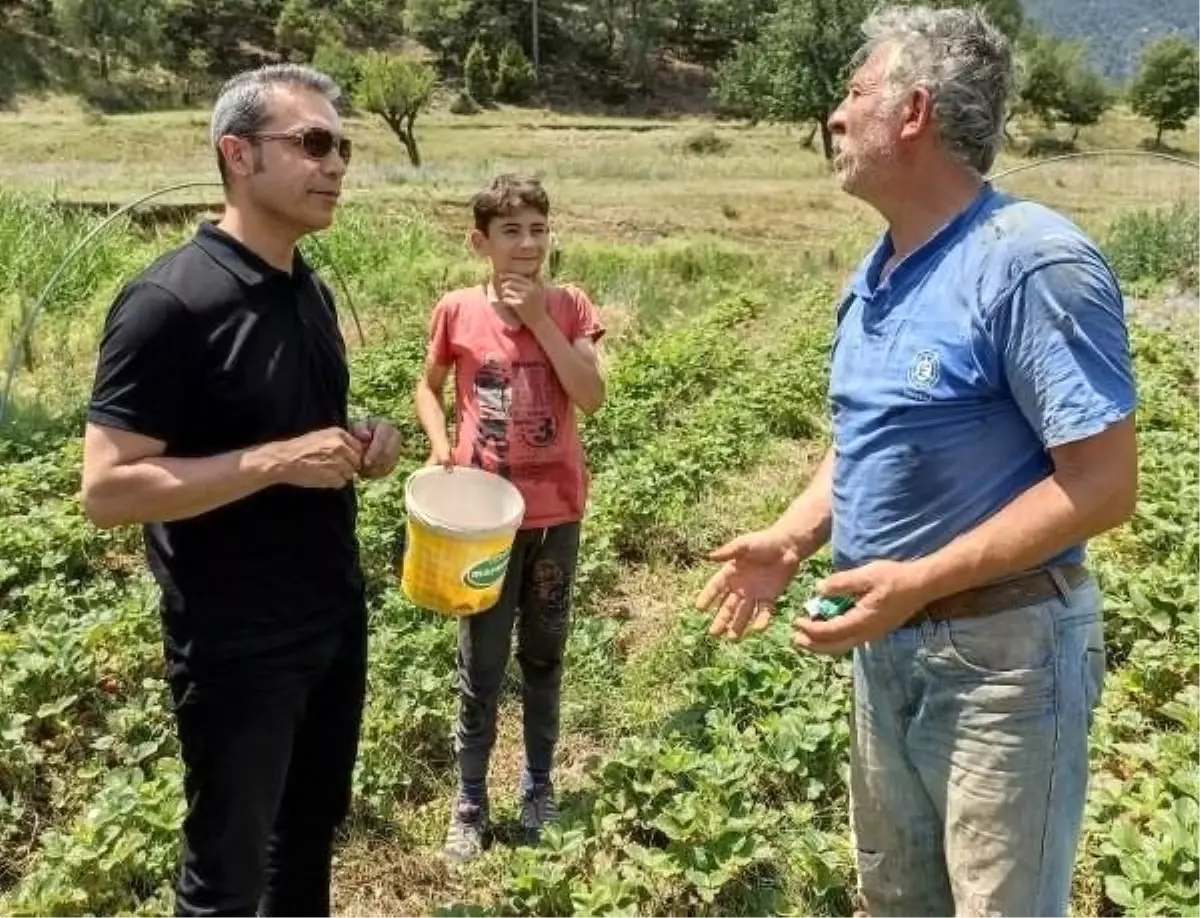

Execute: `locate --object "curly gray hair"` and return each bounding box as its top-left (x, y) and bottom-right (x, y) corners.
top-left (209, 64), bottom-right (341, 183)
top-left (858, 5), bottom-right (1013, 174)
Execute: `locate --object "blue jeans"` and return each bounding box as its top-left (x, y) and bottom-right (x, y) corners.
top-left (850, 576), bottom-right (1106, 917)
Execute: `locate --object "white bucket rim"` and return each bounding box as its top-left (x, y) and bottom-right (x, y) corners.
top-left (404, 466), bottom-right (525, 538)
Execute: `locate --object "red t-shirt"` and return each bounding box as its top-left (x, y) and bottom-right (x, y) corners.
top-left (427, 283), bottom-right (605, 529)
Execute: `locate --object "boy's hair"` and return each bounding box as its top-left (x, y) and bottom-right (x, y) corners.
top-left (471, 174), bottom-right (550, 234)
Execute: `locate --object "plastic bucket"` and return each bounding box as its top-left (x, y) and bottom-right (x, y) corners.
top-left (399, 466), bottom-right (525, 617)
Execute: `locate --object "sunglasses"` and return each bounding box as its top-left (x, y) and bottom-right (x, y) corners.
top-left (247, 127), bottom-right (352, 164)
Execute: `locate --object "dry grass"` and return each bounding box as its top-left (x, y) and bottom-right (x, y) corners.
top-left (0, 97), bottom-right (1194, 247)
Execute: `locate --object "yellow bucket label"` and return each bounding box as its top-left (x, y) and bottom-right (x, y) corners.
top-left (463, 548), bottom-right (512, 590)
top-left (400, 516), bottom-right (517, 617)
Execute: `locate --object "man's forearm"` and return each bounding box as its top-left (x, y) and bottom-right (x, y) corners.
top-left (527, 317), bottom-right (605, 414)
top-left (772, 448), bottom-right (834, 558)
top-left (913, 470), bottom-right (1134, 601)
top-left (83, 448), bottom-right (277, 528)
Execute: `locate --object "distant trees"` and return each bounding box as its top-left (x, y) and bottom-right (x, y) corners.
top-left (1129, 38), bottom-right (1200, 147)
top-left (1, 0), bottom-right (57, 105)
top-left (2, 0), bottom-right (1196, 166)
top-left (1014, 33), bottom-right (1114, 144)
top-left (53, 0), bottom-right (161, 81)
top-left (463, 39), bottom-right (493, 104)
top-left (494, 40), bottom-right (535, 102)
top-left (274, 0), bottom-right (345, 62)
top-left (1010, 0), bottom-right (1197, 84)
top-left (458, 36), bottom-right (535, 107)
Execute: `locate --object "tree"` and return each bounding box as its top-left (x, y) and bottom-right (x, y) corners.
top-left (1015, 33), bottom-right (1074, 128)
top-left (331, 0), bottom-right (404, 48)
top-left (356, 51), bottom-right (437, 167)
top-left (464, 39), bottom-right (492, 103)
top-left (494, 39), bottom-right (534, 102)
top-left (53, 0), bottom-right (162, 80)
top-left (1012, 32), bottom-right (1112, 143)
top-left (275, 0), bottom-right (344, 62)
top-left (1129, 38), bottom-right (1200, 147)
top-left (406, 0), bottom-right (520, 68)
top-left (667, 0), bottom-right (778, 68)
top-left (1, 0), bottom-right (58, 105)
top-left (311, 40), bottom-right (361, 98)
top-left (158, 0), bottom-right (281, 82)
top-left (407, 0), bottom-right (576, 72)
top-left (620, 0), bottom-right (670, 89)
top-left (1008, 0), bottom-right (1197, 82)
top-left (1057, 66), bottom-right (1111, 142)
top-left (716, 0), bottom-right (869, 161)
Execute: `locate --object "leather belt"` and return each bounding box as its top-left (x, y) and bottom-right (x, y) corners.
top-left (906, 563), bottom-right (1090, 627)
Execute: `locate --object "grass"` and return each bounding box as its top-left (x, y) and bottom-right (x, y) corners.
top-left (1104, 200), bottom-right (1200, 294)
top-left (0, 97), bottom-right (1197, 918)
top-left (0, 96), bottom-right (1194, 245)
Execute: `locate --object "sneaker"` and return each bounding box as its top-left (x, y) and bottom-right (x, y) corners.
top-left (519, 783), bottom-right (558, 845)
top-left (443, 798), bottom-right (489, 865)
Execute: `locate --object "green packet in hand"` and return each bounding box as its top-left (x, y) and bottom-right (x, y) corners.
top-left (803, 595), bottom-right (856, 621)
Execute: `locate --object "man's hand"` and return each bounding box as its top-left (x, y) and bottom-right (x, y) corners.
top-left (498, 273), bottom-right (548, 328)
top-left (350, 418), bottom-right (403, 479)
top-left (792, 560), bottom-right (930, 655)
top-left (259, 427), bottom-right (364, 489)
top-left (696, 529), bottom-right (804, 640)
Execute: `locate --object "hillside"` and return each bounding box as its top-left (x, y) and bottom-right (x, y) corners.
top-left (1025, 0), bottom-right (1200, 82)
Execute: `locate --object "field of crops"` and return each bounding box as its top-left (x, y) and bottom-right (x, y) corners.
top-left (0, 121), bottom-right (1197, 916)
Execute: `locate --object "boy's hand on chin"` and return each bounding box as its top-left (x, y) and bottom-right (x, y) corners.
top-left (499, 273), bottom-right (548, 328)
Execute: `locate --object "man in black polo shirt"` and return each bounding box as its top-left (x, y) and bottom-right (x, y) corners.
top-left (81, 64), bottom-right (401, 917)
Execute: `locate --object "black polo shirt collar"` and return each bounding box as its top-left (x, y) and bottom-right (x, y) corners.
top-left (192, 222), bottom-right (314, 287)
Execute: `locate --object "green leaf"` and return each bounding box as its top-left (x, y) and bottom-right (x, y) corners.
top-left (35, 694), bottom-right (79, 718)
top-left (1105, 874), bottom-right (1137, 908)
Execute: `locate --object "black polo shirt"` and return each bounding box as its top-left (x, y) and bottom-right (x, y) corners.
top-left (88, 223), bottom-right (364, 656)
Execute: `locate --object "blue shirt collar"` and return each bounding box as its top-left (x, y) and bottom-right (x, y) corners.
top-left (850, 182), bottom-right (998, 301)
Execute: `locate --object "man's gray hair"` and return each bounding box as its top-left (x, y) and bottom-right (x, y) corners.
top-left (859, 5), bottom-right (1012, 174)
top-left (209, 64), bottom-right (341, 180)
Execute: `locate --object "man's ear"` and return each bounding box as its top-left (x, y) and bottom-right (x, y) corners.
top-left (899, 85), bottom-right (934, 141)
top-left (217, 135), bottom-right (255, 179)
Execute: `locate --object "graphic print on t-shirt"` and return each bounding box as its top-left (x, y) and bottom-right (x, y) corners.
top-left (471, 356), bottom-right (512, 477)
top-left (512, 361), bottom-right (560, 450)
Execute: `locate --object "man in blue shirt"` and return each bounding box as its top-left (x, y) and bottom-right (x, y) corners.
top-left (696, 6), bottom-right (1137, 916)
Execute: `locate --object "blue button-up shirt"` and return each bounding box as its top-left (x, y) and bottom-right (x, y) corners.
top-left (829, 184), bottom-right (1137, 571)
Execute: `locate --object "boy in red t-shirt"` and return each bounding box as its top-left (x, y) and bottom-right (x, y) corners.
top-left (414, 174), bottom-right (606, 864)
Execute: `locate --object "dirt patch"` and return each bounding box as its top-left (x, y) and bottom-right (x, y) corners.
top-left (1127, 293), bottom-right (1198, 334)
top-left (1126, 296), bottom-right (1200, 398)
top-left (49, 198), bottom-right (221, 228)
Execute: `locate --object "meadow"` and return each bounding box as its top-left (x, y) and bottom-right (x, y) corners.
top-left (0, 97), bottom-right (1197, 916)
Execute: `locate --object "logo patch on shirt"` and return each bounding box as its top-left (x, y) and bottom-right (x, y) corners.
top-left (907, 349), bottom-right (941, 391)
